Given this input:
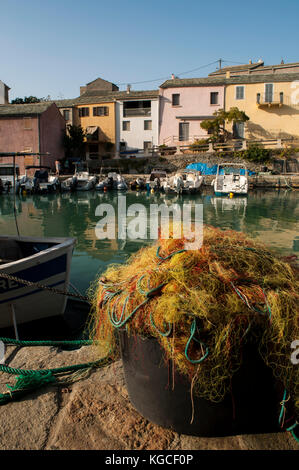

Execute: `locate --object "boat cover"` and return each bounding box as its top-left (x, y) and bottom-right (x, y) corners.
top-left (186, 162), bottom-right (255, 176)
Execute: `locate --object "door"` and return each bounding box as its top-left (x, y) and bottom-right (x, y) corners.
top-left (179, 122), bottom-right (189, 142)
top-left (265, 84), bottom-right (273, 103)
top-left (233, 122), bottom-right (244, 139)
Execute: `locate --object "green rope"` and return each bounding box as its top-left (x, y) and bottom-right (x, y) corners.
top-left (185, 318), bottom-right (209, 365)
top-left (156, 246), bottom-right (186, 261)
top-left (0, 338), bottom-right (94, 347)
top-left (0, 339), bottom-right (113, 406)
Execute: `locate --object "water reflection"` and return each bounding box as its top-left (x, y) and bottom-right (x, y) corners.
top-left (0, 189), bottom-right (298, 293)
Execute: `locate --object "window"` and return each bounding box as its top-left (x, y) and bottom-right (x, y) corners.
top-left (210, 92), bottom-right (219, 105)
top-left (23, 118), bottom-right (32, 130)
top-left (89, 144), bottom-right (98, 153)
top-left (236, 86), bottom-right (244, 100)
top-left (144, 120), bottom-right (152, 130)
top-left (265, 83), bottom-right (274, 103)
top-left (172, 94), bottom-right (180, 106)
top-left (179, 122), bottom-right (189, 141)
top-left (63, 110), bottom-right (70, 121)
top-left (123, 121), bottom-right (130, 131)
top-left (79, 107), bottom-right (89, 117)
top-left (93, 106), bottom-right (109, 116)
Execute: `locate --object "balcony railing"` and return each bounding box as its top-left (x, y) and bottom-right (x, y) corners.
top-left (256, 92), bottom-right (285, 107)
top-left (123, 108), bottom-right (151, 117)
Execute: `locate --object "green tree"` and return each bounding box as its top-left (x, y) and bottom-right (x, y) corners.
top-left (11, 96), bottom-right (41, 104)
top-left (200, 107), bottom-right (249, 142)
top-left (62, 125), bottom-right (86, 159)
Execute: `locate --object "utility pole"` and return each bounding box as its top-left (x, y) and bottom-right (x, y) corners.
top-left (218, 58), bottom-right (222, 70)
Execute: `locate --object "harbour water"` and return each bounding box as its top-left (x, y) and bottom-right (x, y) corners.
top-left (0, 189), bottom-right (298, 296)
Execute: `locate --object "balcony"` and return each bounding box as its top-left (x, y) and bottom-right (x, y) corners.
top-left (256, 92), bottom-right (285, 108)
top-left (123, 108), bottom-right (151, 117)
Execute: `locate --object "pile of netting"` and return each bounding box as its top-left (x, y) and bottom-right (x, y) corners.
top-left (89, 225), bottom-right (299, 427)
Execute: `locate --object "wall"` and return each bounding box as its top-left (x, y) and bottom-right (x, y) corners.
top-left (0, 81), bottom-right (9, 105)
top-left (0, 116), bottom-right (40, 174)
top-left (118, 99), bottom-right (159, 153)
top-left (225, 81), bottom-right (299, 139)
top-left (77, 102), bottom-right (116, 153)
top-left (159, 86), bottom-right (225, 145)
top-left (58, 107), bottom-right (79, 127)
top-left (39, 104), bottom-right (66, 169)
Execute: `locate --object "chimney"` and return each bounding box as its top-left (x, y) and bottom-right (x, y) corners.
top-left (226, 71), bottom-right (231, 78)
top-left (171, 74), bottom-right (175, 80)
top-left (126, 84), bottom-right (131, 94)
top-left (249, 59), bottom-right (252, 64)
top-left (281, 59), bottom-right (285, 64)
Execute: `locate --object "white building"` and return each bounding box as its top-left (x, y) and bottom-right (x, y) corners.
top-left (116, 89), bottom-right (159, 156)
top-left (0, 80), bottom-right (10, 105)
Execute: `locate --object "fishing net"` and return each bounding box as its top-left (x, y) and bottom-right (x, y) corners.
top-left (88, 225), bottom-right (299, 425)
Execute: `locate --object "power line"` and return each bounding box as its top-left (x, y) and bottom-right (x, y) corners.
top-left (116, 59), bottom-right (220, 86)
top-left (115, 58), bottom-right (249, 87)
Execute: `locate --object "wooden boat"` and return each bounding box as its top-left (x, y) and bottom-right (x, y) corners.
top-left (0, 236), bottom-right (76, 328)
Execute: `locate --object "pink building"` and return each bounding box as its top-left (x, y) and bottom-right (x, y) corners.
top-left (0, 102), bottom-right (66, 174)
top-left (159, 76), bottom-right (225, 146)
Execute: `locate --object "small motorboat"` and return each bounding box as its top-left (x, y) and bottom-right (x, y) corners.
top-left (75, 171), bottom-right (97, 191)
top-left (211, 163), bottom-right (248, 196)
top-left (146, 169), bottom-right (168, 192)
top-left (130, 177), bottom-right (146, 191)
top-left (18, 167), bottom-right (59, 194)
top-left (0, 163), bottom-right (21, 194)
top-left (96, 172), bottom-right (127, 191)
top-left (0, 236), bottom-right (76, 328)
top-left (162, 170), bottom-right (204, 194)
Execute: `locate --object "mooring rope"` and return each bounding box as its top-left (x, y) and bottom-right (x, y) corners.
top-left (0, 271), bottom-right (90, 302)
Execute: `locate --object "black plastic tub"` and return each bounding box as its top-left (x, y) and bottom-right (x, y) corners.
top-left (119, 330), bottom-right (281, 437)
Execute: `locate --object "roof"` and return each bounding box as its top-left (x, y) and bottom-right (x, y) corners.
top-left (78, 89), bottom-right (159, 102)
top-left (209, 61), bottom-right (264, 76)
top-left (53, 99), bottom-right (79, 108)
top-left (160, 72), bottom-right (299, 88)
top-left (0, 102), bottom-right (53, 116)
top-left (85, 77), bottom-right (118, 88)
top-left (52, 90), bottom-right (159, 108)
top-left (0, 80), bottom-right (10, 90)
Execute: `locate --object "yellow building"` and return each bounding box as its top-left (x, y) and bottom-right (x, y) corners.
top-left (76, 97), bottom-right (116, 159)
top-left (225, 72), bottom-right (299, 140)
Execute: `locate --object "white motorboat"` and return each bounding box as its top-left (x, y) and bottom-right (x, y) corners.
top-left (75, 171), bottom-right (97, 191)
top-left (0, 236), bottom-right (76, 328)
top-left (96, 172), bottom-right (127, 191)
top-left (162, 170), bottom-right (204, 194)
top-left (61, 175), bottom-right (77, 192)
top-left (146, 169), bottom-right (168, 191)
top-left (18, 166), bottom-right (59, 194)
top-left (0, 163), bottom-right (21, 194)
top-left (211, 163), bottom-right (248, 196)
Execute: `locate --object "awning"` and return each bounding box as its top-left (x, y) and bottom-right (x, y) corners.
top-left (86, 126), bottom-right (98, 135)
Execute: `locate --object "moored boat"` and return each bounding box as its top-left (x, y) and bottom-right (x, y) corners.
top-left (211, 163), bottom-right (248, 196)
top-left (0, 236), bottom-right (76, 328)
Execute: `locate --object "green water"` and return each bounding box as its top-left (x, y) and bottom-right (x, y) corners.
top-left (0, 189), bottom-right (298, 295)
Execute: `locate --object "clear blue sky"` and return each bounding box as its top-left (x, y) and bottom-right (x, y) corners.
top-left (2, 0), bottom-right (299, 100)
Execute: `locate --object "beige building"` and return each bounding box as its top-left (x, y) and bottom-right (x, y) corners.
top-left (224, 73), bottom-right (299, 140)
